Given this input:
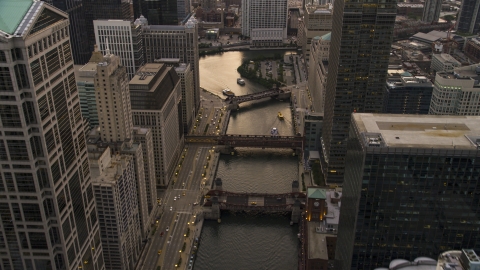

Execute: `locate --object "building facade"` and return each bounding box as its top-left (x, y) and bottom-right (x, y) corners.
top-left (336, 113), bottom-right (480, 270)
top-left (132, 127), bottom-right (156, 214)
top-left (308, 33), bottom-right (330, 113)
top-left (429, 64), bottom-right (480, 116)
top-left (464, 37), bottom-right (480, 63)
top-left (422, 0), bottom-right (442, 23)
top-left (321, 0), bottom-right (397, 184)
top-left (91, 150), bottom-right (142, 270)
top-left (130, 63), bottom-right (184, 187)
top-left (142, 18), bottom-right (200, 114)
top-left (175, 63), bottom-right (195, 134)
top-left (241, 0), bottom-right (288, 47)
top-left (49, 0), bottom-right (91, 64)
top-left (456, 0), bottom-right (480, 34)
top-left (430, 53), bottom-right (461, 73)
top-left (383, 76), bottom-right (433, 114)
top-left (300, 4), bottom-right (332, 58)
top-left (0, 2), bottom-right (103, 269)
top-left (94, 20), bottom-right (144, 80)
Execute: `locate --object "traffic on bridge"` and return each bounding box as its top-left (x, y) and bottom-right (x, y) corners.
top-left (185, 134), bottom-right (304, 148)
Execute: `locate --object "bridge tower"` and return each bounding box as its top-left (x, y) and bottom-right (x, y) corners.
top-left (292, 180), bottom-right (299, 193)
top-left (215, 178), bottom-right (223, 191)
top-left (291, 199), bottom-right (301, 224)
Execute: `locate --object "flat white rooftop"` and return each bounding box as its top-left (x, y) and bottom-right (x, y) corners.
top-left (353, 114), bottom-right (480, 149)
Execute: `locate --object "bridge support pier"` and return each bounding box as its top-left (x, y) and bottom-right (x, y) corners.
top-left (291, 200), bottom-right (301, 224)
top-left (216, 145), bottom-right (234, 155)
top-left (226, 102), bottom-right (239, 110)
top-left (205, 197), bottom-right (221, 220)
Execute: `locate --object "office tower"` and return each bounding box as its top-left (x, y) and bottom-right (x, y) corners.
top-left (0, 2), bottom-right (103, 269)
top-left (308, 33), bottom-right (330, 113)
top-left (134, 0), bottom-right (187, 25)
top-left (90, 148), bottom-right (142, 270)
top-left (75, 46), bottom-right (104, 131)
top-left (320, 0), bottom-right (397, 184)
top-left (429, 64), bottom-right (480, 116)
top-left (304, 113), bottom-right (324, 151)
top-left (91, 51), bottom-right (152, 237)
top-left (300, 4), bottom-right (332, 58)
top-left (241, 0), bottom-right (288, 47)
top-left (94, 20), bottom-right (144, 80)
top-left (336, 113), bottom-right (480, 270)
top-left (143, 17), bottom-right (200, 113)
top-left (456, 0), bottom-right (480, 35)
top-left (383, 75), bottom-right (433, 114)
top-left (130, 63), bottom-right (183, 187)
top-left (48, 0), bottom-right (90, 64)
top-left (422, 0), bottom-right (442, 23)
top-left (175, 63), bottom-right (195, 134)
top-left (83, 0), bottom-right (134, 57)
top-left (430, 54), bottom-right (461, 73)
top-left (133, 127), bottom-right (156, 213)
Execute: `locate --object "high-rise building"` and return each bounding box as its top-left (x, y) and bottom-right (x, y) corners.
top-left (422, 0), bottom-right (442, 23)
top-left (133, 0), bottom-right (189, 25)
top-left (90, 147), bottom-right (142, 270)
top-left (48, 0), bottom-right (91, 64)
top-left (320, 0), bottom-right (397, 184)
top-left (308, 33), bottom-right (330, 113)
top-left (83, 0), bottom-right (134, 56)
top-left (0, 2), bottom-right (103, 269)
top-left (241, 0), bottom-right (288, 47)
top-left (299, 4), bottom-right (332, 58)
top-left (133, 127), bottom-right (156, 213)
top-left (430, 53), bottom-right (461, 73)
top-left (336, 113), bottom-right (480, 270)
top-left (75, 46), bottom-right (105, 131)
top-left (130, 63), bottom-right (183, 187)
top-left (175, 63), bottom-right (195, 134)
top-left (142, 17), bottom-right (200, 113)
top-left (94, 20), bottom-right (144, 80)
top-left (383, 75), bottom-right (433, 114)
top-left (429, 64), bottom-right (480, 116)
top-left (456, 0), bottom-right (480, 35)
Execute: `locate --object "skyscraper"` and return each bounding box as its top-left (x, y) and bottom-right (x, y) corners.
top-left (320, 0), bottom-right (397, 184)
top-left (422, 0), bottom-right (442, 23)
top-left (383, 75), bottom-right (433, 114)
top-left (83, 0), bottom-right (134, 55)
top-left (336, 113), bottom-right (480, 269)
top-left (175, 63), bottom-right (195, 134)
top-left (456, 0), bottom-right (480, 35)
top-left (0, 1), bottom-right (102, 269)
top-left (143, 17), bottom-right (200, 113)
top-left (48, 0), bottom-right (91, 64)
top-left (130, 63), bottom-right (183, 187)
top-left (94, 20), bottom-right (144, 80)
top-left (241, 0), bottom-right (288, 47)
top-left (134, 0), bottom-right (189, 25)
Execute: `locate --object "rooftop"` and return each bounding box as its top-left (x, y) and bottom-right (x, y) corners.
top-left (130, 63), bottom-right (164, 86)
top-left (352, 114), bottom-right (480, 149)
top-left (307, 222), bottom-right (335, 260)
top-left (307, 188), bottom-right (326, 199)
top-left (386, 76), bottom-right (433, 89)
top-left (0, 0), bottom-right (33, 35)
top-left (433, 53), bottom-right (461, 64)
top-left (374, 257), bottom-right (437, 270)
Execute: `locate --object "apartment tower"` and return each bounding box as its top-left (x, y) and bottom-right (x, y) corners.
top-left (321, 0), bottom-right (397, 184)
top-left (0, 1), bottom-right (103, 269)
top-left (336, 113), bottom-right (480, 269)
top-left (422, 0), bottom-right (442, 23)
top-left (456, 0), bottom-right (480, 34)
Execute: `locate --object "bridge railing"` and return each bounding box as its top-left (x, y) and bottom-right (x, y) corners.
top-left (206, 190), bottom-right (306, 198)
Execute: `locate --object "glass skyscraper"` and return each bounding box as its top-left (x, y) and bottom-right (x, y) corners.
top-left (320, 0), bottom-right (397, 184)
top-left (336, 113), bottom-right (480, 269)
top-left (0, 1), bottom-right (103, 269)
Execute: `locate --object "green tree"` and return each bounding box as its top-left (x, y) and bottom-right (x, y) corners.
top-left (443, 15), bottom-right (455, 22)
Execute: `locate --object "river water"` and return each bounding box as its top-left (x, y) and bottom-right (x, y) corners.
top-left (195, 51), bottom-right (300, 269)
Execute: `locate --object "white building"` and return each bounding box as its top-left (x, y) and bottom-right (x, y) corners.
top-left (94, 20), bottom-right (144, 80)
top-left (308, 33), bottom-right (330, 113)
top-left (91, 148), bottom-right (142, 270)
top-left (142, 17), bottom-right (200, 113)
top-left (130, 63), bottom-right (184, 187)
top-left (431, 53), bottom-right (461, 73)
top-left (299, 4), bottom-right (333, 58)
top-left (0, 1), bottom-right (103, 269)
top-left (241, 0), bottom-right (288, 47)
top-left (429, 64), bottom-right (480, 115)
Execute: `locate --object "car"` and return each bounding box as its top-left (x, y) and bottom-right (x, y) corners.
top-left (160, 232), bottom-right (164, 236)
top-left (170, 207), bottom-right (173, 211)
top-left (251, 202), bottom-right (257, 205)
top-left (193, 202), bottom-right (199, 206)
top-left (174, 197), bottom-right (177, 201)
top-left (158, 250), bottom-right (162, 255)
top-left (166, 226), bottom-right (169, 232)
top-left (182, 191), bottom-right (186, 196)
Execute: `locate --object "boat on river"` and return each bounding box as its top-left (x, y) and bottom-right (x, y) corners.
top-left (237, 78), bottom-right (245, 85)
top-left (222, 89), bottom-right (235, 96)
